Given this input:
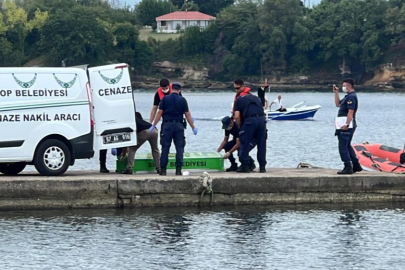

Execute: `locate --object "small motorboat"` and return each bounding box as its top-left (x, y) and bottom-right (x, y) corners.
top-left (265, 102), bottom-right (321, 121)
top-left (353, 143), bottom-right (405, 173)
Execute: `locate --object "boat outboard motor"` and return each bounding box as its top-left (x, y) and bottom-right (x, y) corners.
top-left (401, 142), bottom-right (405, 164)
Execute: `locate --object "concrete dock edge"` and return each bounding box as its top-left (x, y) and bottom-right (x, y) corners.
top-left (0, 169), bottom-right (405, 210)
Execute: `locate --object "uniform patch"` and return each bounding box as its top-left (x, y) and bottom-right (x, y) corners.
top-left (347, 100), bottom-right (353, 105)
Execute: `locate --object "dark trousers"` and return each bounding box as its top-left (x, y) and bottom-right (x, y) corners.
top-left (160, 122), bottom-right (185, 168)
top-left (99, 150), bottom-right (107, 165)
top-left (338, 128), bottom-right (359, 166)
top-left (224, 140), bottom-right (254, 165)
top-left (99, 148), bottom-right (122, 165)
top-left (239, 116), bottom-right (267, 166)
top-left (224, 140), bottom-right (238, 165)
top-left (160, 122), bottom-right (186, 147)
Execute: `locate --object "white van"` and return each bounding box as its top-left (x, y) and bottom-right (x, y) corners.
top-left (0, 63), bottom-right (137, 176)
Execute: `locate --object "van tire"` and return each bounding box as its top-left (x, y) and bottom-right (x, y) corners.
top-left (0, 163), bottom-right (26, 175)
top-left (34, 139), bottom-right (71, 176)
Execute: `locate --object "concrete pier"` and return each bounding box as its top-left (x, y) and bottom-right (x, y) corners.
top-left (0, 169), bottom-right (405, 210)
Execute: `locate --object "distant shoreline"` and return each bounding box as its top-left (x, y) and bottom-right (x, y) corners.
top-left (132, 83), bottom-right (405, 92)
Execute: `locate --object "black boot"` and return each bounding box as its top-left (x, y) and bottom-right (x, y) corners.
top-left (100, 164), bottom-right (109, 173)
top-left (353, 162), bottom-right (363, 173)
top-left (259, 166), bottom-right (266, 173)
top-left (176, 167), bottom-right (182, 176)
top-left (121, 168), bottom-right (133, 175)
top-left (160, 167), bottom-right (167, 176)
top-left (337, 164), bottom-right (353, 175)
top-left (226, 163), bottom-right (238, 172)
top-left (250, 162), bottom-right (256, 172)
top-left (237, 164), bottom-right (251, 173)
top-left (156, 168), bottom-right (161, 175)
top-left (249, 157), bottom-right (256, 172)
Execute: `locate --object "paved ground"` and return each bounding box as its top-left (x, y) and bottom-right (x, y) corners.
top-left (0, 168), bottom-right (396, 181)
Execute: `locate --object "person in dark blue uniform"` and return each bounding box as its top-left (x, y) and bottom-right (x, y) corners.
top-left (334, 78), bottom-right (362, 175)
top-left (234, 94), bottom-right (267, 173)
top-left (217, 116), bottom-right (256, 172)
top-left (151, 83), bottom-right (198, 176)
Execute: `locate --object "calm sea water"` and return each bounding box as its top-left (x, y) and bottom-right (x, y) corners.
top-left (70, 90), bottom-right (405, 171)
top-left (1, 203), bottom-right (405, 269)
top-left (4, 90), bottom-right (405, 269)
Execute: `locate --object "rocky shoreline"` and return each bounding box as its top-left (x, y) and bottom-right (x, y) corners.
top-left (132, 61), bottom-right (405, 91)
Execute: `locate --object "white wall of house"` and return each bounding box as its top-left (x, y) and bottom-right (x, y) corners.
top-left (173, 20), bottom-right (183, 30)
top-left (157, 20), bottom-right (214, 33)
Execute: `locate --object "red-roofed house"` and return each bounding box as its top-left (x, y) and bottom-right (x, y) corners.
top-left (156, 11), bottom-right (216, 33)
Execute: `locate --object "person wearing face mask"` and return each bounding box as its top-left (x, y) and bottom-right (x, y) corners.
top-left (217, 116), bottom-right (256, 172)
top-left (149, 79), bottom-right (172, 123)
top-left (333, 78), bottom-right (362, 175)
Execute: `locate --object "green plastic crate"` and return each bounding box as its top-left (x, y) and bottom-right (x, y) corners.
top-left (116, 152), bottom-right (224, 172)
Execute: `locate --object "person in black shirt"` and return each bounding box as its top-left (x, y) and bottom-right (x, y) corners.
top-left (217, 116), bottom-right (256, 172)
top-left (234, 94), bottom-right (267, 173)
top-left (149, 79), bottom-right (183, 123)
top-left (257, 82), bottom-right (269, 109)
top-left (121, 112), bottom-right (160, 175)
top-left (149, 79), bottom-right (172, 123)
top-left (334, 78), bottom-right (362, 175)
top-left (151, 83), bottom-right (198, 176)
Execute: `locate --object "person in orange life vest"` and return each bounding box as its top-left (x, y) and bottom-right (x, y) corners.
top-left (149, 79), bottom-right (173, 123)
top-left (233, 79), bottom-right (251, 112)
top-left (149, 79), bottom-right (186, 136)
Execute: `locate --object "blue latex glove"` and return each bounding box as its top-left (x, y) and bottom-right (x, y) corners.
top-left (149, 125), bottom-right (155, 133)
top-left (111, 148), bottom-right (117, 156)
top-left (193, 127), bottom-right (198, 135)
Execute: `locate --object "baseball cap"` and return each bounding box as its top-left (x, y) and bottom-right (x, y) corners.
top-left (221, 116), bottom-right (232, 129)
top-left (172, 82), bottom-right (181, 90)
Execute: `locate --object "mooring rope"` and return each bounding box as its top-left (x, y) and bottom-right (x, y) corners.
top-left (296, 162), bottom-right (323, 169)
top-left (199, 172), bottom-right (214, 207)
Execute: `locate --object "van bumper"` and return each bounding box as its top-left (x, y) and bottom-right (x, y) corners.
top-left (70, 128), bottom-right (94, 160)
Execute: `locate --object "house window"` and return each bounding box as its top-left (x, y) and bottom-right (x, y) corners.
top-left (161, 21), bottom-right (166, 26)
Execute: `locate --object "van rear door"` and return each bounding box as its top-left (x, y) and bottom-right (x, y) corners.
top-left (88, 63), bottom-right (137, 150)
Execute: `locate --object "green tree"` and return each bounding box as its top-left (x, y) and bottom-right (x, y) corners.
top-left (2, 0), bottom-right (48, 65)
top-left (193, 0), bottom-right (234, 16)
top-left (202, 1), bottom-right (260, 78)
top-left (181, 2), bottom-right (199, 11)
top-left (135, 0), bottom-right (176, 26)
top-left (179, 26), bottom-right (205, 55)
top-left (113, 22), bottom-right (152, 71)
top-left (386, 3), bottom-right (405, 46)
top-left (40, 6), bottom-right (114, 66)
top-left (310, 0), bottom-right (388, 73)
top-left (289, 19), bottom-right (314, 72)
top-left (170, 0), bottom-right (184, 8)
top-left (0, 12), bottom-right (13, 66)
top-left (114, 22), bottom-right (139, 67)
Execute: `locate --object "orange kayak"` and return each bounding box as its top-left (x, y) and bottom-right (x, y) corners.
top-left (353, 143), bottom-right (405, 173)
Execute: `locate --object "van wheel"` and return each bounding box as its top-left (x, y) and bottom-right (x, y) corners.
top-left (0, 163), bottom-right (26, 175)
top-left (34, 139), bottom-right (71, 176)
